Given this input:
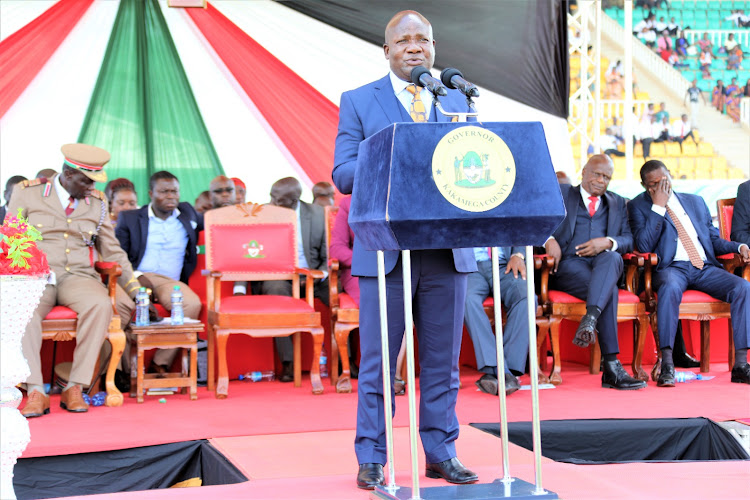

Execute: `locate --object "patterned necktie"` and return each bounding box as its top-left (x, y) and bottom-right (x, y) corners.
top-left (406, 84), bottom-right (427, 122)
top-left (588, 196), bottom-right (598, 217)
top-left (665, 205), bottom-right (704, 269)
top-left (65, 196), bottom-right (75, 216)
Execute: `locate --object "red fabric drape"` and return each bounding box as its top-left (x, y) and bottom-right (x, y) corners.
top-left (0, 0), bottom-right (94, 119)
top-left (187, 3), bottom-right (338, 187)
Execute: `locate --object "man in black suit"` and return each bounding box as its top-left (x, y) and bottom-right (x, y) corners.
top-left (116, 171), bottom-right (203, 373)
top-left (544, 154), bottom-right (646, 390)
top-left (1, 175), bottom-right (27, 222)
top-left (732, 180), bottom-right (750, 246)
top-left (628, 160), bottom-right (750, 386)
top-left (260, 177), bottom-right (328, 382)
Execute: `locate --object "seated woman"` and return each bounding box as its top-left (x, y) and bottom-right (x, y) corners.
top-left (697, 33), bottom-right (713, 54)
top-left (726, 90), bottom-right (742, 123)
top-left (712, 80), bottom-right (727, 112)
top-left (727, 45), bottom-right (743, 70)
top-left (605, 65), bottom-right (624, 99)
top-left (699, 49), bottom-right (712, 78)
top-left (104, 178), bottom-right (137, 223)
top-left (675, 31), bottom-right (689, 57)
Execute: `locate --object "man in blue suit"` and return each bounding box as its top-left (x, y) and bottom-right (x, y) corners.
top-left (116, 171), bottom-right (203, 373)
top-left (464, 247), bottom-right (531, 396)
top-left (332, 10), bottom-right (478, 490)
top-left (544, 154), bottom-right (646, 390)
top-left (629, 160), bottom-right (750, 386)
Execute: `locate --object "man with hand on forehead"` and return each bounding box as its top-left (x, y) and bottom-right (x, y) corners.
top-left (628, 160), bottom-right (750, 386)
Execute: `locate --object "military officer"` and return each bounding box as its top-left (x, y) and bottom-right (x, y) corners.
top-left (9, 143), bottom-right (140, 417)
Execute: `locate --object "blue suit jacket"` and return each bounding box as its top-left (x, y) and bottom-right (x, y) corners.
top-left (115, 202), bottom-right (203, 284)
top-left (332, 74), bottom-right (476, 277)
top-left (628, 191), bottom-right (741, 271)
top-left (552, 184), bottom-right (633, 255)
top-left (731, 180), bottom-right (750, 246)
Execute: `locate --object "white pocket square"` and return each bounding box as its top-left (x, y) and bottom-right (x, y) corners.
top-left (190, 220), bottom-right (198, 229)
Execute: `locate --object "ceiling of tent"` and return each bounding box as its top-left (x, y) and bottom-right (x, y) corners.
top-left (276, 0), bottom-right (570, 119)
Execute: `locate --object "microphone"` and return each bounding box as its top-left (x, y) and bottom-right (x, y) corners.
top-left (410, 66), bottom-right (447, 97)
top-left (440, 68), bottom-right (479, 97)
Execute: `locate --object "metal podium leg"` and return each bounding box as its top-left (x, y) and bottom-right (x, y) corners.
top-left (490, 248), bottom-right (512, 483)
top-left (377, 250), bottom-right (398, 494)
top-left (525, 246), bottom-right (546, 495)
top-left (401, 250), bottom-right (421, 499)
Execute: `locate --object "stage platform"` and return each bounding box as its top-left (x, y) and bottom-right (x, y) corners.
top-left (19, 362), bottom-right (750, 499)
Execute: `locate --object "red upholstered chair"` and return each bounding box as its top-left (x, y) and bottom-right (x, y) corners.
top-left (540, 253), bottom-right (649, 385)
top-left (640, 251), bottom-right (734, 380)
top-left (204, 203), bottom-right (325, 398)
top-left (717, 197), bottom-right (750, 281)
top-left (41, 262), bottom-right (126, 406)
top-left (324, 205), bottom-right (359, 393)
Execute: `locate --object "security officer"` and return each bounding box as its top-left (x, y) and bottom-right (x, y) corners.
top-left (9, 144), bottom-right (140, 417)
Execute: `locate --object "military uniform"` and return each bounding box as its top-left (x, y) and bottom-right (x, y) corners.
top-left (9, 176), bottom-right (139, 389)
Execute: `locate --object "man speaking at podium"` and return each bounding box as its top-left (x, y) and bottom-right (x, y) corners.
top-left (333, 10), bottom-right (478, 490)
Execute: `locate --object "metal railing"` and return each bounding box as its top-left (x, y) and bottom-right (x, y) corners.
top-left (600, 12), bottom-right (691, 103)
top-left (684, 29), bottom-right (750, 49)
top-left (569, 99), bottom-right (653, 120)
top-left (741, 97), bottom-right (750, 130)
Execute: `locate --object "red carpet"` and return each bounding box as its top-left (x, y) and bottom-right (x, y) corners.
top-left (24, 362), bottom-right (749, 459)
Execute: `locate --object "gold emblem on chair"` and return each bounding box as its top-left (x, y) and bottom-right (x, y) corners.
top-left (432, 126), bottom-right (516, 213)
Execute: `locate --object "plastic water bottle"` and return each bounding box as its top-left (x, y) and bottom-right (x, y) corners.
top-left (170, 285), bottom-right (184, 325)
top-left (319, 344), bottom-right (328, 378)
top-left (239, 371), bottom-right (275, 382)
top-left (675, 371), bottom-right (702, 382)
top-left (135, 287), bottom-right (149, 326)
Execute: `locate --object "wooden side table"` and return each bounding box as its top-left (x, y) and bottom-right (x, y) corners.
top-left (128, 322), bottom-right (204, 403)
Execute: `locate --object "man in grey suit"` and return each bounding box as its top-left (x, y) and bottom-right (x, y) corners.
top-left (464, 247), bottom-right (531, 396)
top-left (261, 177), bottom-right (328, 382)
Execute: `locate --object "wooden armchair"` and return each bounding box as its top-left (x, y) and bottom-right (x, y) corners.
top-left (481, 254), bottom-right (552, 382)
top-left (204, 203), bottom-right (325, 398)
top-left (539, 253), bottom-right (649, 385)
top-left (717, 197), bottom-right (750, 281)
top-left (324, 205), bottom-right (359, 393)
top-left (639, 250), bottom-right (735, 380)
top-left (41, 262), bottom-right (126, 407)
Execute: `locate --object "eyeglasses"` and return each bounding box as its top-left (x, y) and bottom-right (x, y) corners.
top-left (212, 187), bottom-right (234, 194)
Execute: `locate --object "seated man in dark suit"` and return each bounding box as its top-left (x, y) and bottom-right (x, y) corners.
top-left (116, 171), bottom-right (203, 374)
top-left (261, 177), bottom-right (328, 382)
top-left (464, 247), bottom-right (532, 396)
top-left (731, 180), bottom-right (750, 246)
top-left (544, 154), bottom-right (646, 390)
top-left (628, 160), bottom-right (750, 386)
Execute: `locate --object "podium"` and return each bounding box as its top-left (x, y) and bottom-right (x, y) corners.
top-left (350, 122), bottom-right (564, 499)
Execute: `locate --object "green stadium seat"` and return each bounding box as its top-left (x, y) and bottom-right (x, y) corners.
top-left (695, 1), bottom-right (709, 9)
top-left (714, 59), bottom-right (727, 70)
top-left (671, 1), bottom-right (684, 9)
top-left (697, 79), bottom-right (713, 92)
top-left (707, 11), bottom-right (721, 25)
top-left (682, 11), bottom-right (695, 24)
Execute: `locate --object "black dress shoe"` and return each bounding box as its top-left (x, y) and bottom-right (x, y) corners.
top-left (573, 314), bottom-right (597, 347)
top-left (425, 457), bottom-right (478, 484)
top-left (601, 360), bottom-right (647, 390)
top-left (730, 363), bottom-right (750, 384)
top-left (349, 358), bottom-right (359, 379)
top-left (475, 373), bottom-right (498, 395)
top-left (657, 363), bottom-right (676, 387)
top-left (279, 362), bottom-right (293, 383)
top-left (674, 352), bottom-right (701, 368)
top-left (505, 372), bottom-right (521, 395)
top-left (356, 463), bottom-right (384, 490)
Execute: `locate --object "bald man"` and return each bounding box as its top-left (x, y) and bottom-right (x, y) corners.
top-left (333, 10), bottom-right (479, 489)
top-left (209, 176), bottom-right (235, 209)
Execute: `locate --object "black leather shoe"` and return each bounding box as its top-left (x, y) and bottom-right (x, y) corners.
top-left (730, 363), bottom-right (750, 384)
top-left (425, 457), bottom-right (478, 484)
top-left (657, 363), bottom-right (676, 387)
top-left (356, 463), bottom-right (384, 490)
top-left (674, 352), bottom-right (701, 368)
top-left (475, 373), bottom-right (498, 395)
top-left (279, 362), bottom-right (293, 383)
top-left (573, 314), bottom-right (597, 347)
top-left (601, 360), bottom-right (647, 390)
top-left (505, 372), bottom-right (521, 395)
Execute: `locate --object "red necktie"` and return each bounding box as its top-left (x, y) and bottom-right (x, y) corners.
top-left (588, 196), bottom-right (598, 217)
top-left (65, 196), bottom-right (75, 216)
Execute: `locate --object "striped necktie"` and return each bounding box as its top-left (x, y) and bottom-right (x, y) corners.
top-left (406, 84), bottom-right (427, 122)
top-left (666, 205), bottom-right (704, 269)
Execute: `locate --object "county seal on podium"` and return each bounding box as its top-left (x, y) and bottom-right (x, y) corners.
top-left (431, 125), bottom-right (516, 212)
